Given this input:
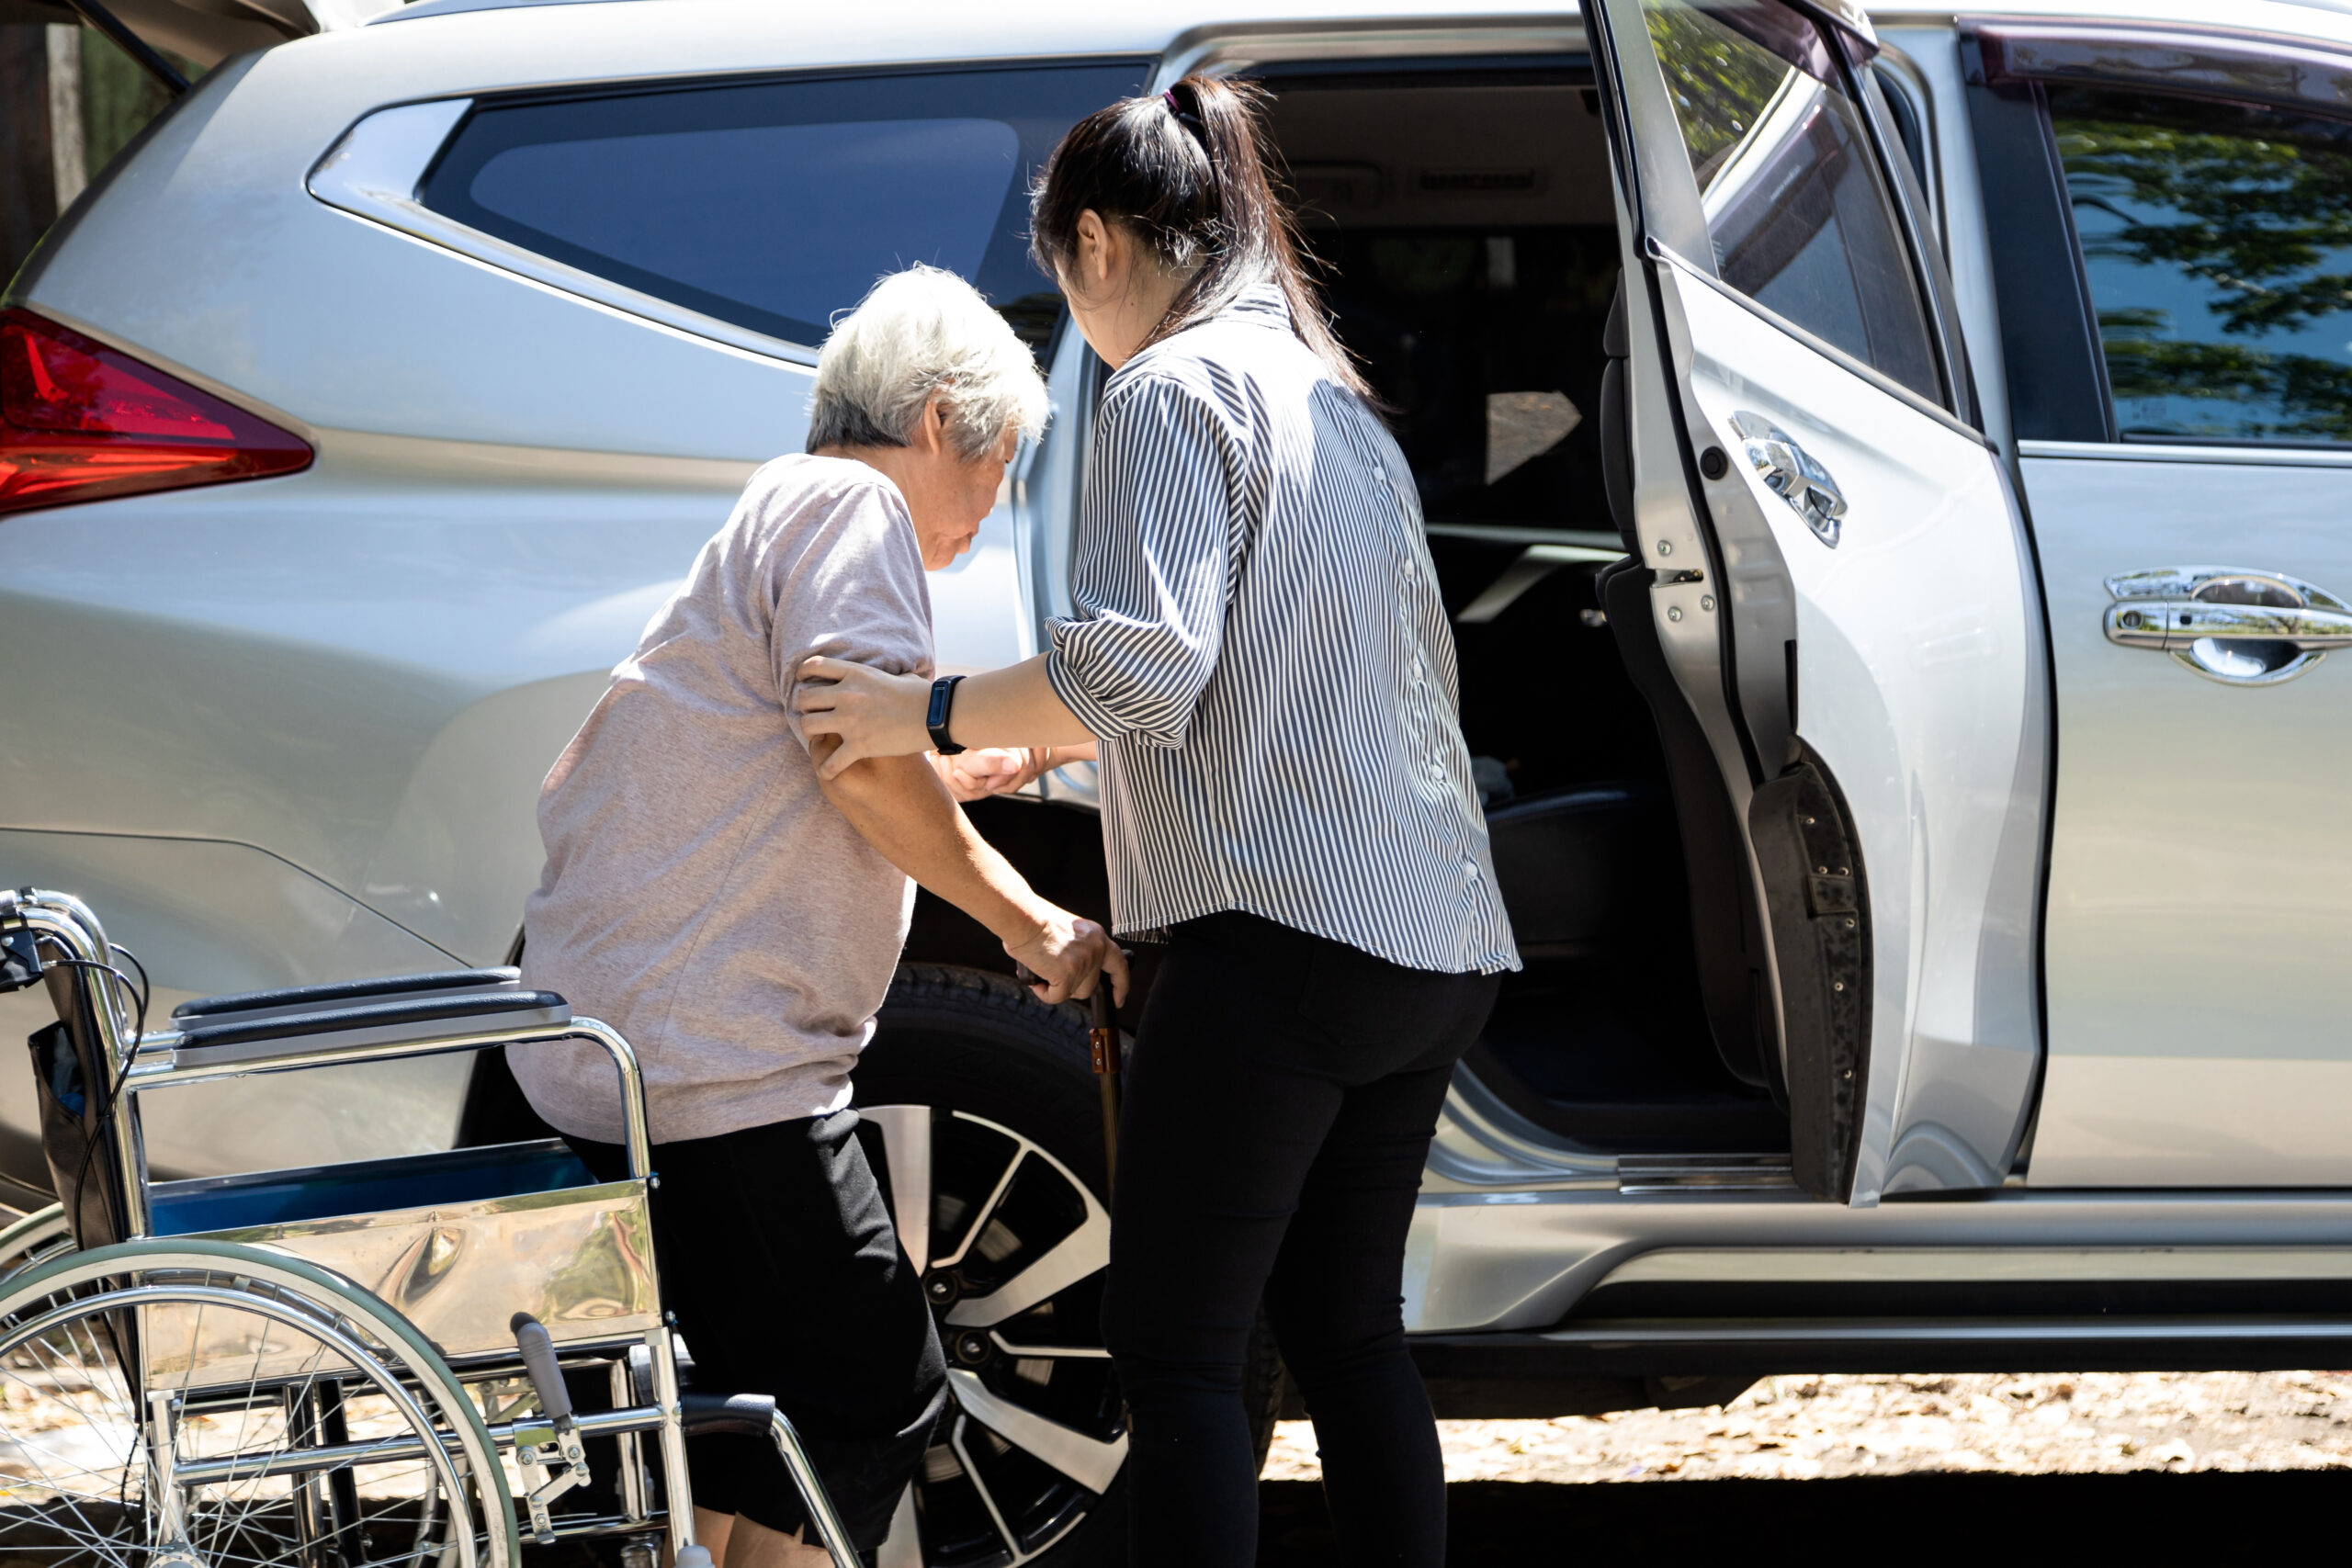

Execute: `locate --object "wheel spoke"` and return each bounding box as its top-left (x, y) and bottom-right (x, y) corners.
top-left (932, 1145), bottom-right (1023, 1274)
top-left (876, 1480), bottom-right (922, 1568)
top-left (987, 1333), bottom-right (1109, 1360)
top-left (946, 1369), bottom-right (1126, 1495)
top-left (942, 1201), bottom-right (1109, 1329)
top-left (865, 1105), bottom-right (933, 1275)
top-left (946, 1415), bottom-right (1023, 1563)
top-left (2, 1278), bottom-right (479, 1568)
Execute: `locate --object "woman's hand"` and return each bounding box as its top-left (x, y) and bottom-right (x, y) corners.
top-left (797, 657), bottom-right (933, 778)
top-left (933, 748), bottom-right (1045, 801)
top-left (932, 742), bottom-right (1101, 800)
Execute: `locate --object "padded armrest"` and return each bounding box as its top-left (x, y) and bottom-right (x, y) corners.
top-left (173, 989), bottom-right (571, 1070)
top-left (175, 967), bottom-right (523, 1020)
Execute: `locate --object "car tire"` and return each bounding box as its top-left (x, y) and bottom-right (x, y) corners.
top-left (858, 964), bottom-right (1284, 1567)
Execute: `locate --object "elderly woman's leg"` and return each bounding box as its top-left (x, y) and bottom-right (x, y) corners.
top-left (572, 1111), bottom-right (947, 1562)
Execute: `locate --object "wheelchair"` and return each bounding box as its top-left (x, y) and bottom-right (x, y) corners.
top-left (0, 886), bottom-right (861, 1566)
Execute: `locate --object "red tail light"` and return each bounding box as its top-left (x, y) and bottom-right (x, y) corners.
top-left (1, 308), bottom-right (311, 518)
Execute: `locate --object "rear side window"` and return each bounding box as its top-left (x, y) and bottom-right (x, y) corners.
top-left (1639, 0), bottom-right (1940, 400)
top-left (421, 63), bottom-right (1149, 352)
top-left (2049, 86), bottom-right (2352, 446)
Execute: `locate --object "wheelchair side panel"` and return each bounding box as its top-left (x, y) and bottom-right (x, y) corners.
top-left (148, 1180), bottom-right (659, 1388)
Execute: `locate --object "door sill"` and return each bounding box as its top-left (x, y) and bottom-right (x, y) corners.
top-left (1617, 1154), bottom-right (1798, 1193)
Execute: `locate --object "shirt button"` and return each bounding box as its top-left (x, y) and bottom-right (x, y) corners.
top-left (1372, 464), bottom-right (1386, 482)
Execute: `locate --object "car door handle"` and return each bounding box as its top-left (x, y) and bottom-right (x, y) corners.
top-left (2104, 567), bottom-right (2352, 684)
top-left (1731, 412), bottom-right (1846, 547)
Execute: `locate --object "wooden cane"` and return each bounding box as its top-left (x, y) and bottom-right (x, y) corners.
top-left (1016, 959), bottom-right (1125, 1193)
top-left (1089, 983), bottom-right (1122, 1191)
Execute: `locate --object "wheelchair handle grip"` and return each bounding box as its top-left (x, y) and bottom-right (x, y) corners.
top-left (510, 1313), bottom-right (573, 1427)
top-left (679, 1390), bottom-right (777, 1438)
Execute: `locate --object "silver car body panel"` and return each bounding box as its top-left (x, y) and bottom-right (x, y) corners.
top-left (2023, 441), bottom-right (2352, 1185)
top-left (5, 0), bottom-right (2352, 1303)
top-left (1400, 1180), bottom-right (2352, 1332)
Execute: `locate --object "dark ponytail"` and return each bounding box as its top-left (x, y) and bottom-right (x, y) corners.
top-left (1030, 73), bottom-right (1374, 402)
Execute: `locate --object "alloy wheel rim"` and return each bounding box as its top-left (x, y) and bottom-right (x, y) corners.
top-left (862, 1105), bottom-right (1123, 1568)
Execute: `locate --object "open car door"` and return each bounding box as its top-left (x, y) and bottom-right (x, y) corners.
top-left (1581, 0), bottom-right (2049, 1201)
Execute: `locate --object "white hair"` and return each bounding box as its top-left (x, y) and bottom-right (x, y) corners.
top-left (806, 265), bottom-right (1050, 460)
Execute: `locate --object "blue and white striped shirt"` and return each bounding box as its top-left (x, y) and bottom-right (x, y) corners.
top-left (1046, 286), bottom-right (1521, 976)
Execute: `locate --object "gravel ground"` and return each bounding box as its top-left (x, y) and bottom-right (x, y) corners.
top-left (1265, 1371), bottom-right (2352, 1483)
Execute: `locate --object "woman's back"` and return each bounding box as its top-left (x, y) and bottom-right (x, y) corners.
top-left (1048, 283), bottom-right (1518, 976)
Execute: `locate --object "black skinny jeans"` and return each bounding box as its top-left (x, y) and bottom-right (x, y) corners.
top-left (1102, 912), bottom-right (1499, 1567)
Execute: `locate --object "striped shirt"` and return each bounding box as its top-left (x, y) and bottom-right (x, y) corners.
top-left (1045, 286), bottom-right (1521, 976)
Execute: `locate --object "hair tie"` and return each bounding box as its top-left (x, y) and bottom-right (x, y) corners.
top-left (1162, 85), bottom-right (1209, 147)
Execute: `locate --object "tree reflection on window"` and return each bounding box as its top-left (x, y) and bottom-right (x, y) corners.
top-left (1638, 0), bottom-right (1939, 399)
top-left (2052, 88), bottom-right (2352, 445)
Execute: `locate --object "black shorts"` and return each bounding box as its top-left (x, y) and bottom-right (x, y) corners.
top-left (570, 1110), bottom-right (946, 1551)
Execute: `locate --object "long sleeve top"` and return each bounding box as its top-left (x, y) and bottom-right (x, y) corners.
top-left (1046, 285), bottom-right (1520, 976)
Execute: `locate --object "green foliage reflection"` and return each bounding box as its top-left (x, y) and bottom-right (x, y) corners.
top-left (2053, 90), bottom-right (2352, 442)
top-left (1643, 0), bottom-right (1791, 187)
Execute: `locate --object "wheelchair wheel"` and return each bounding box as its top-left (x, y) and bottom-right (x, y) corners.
top-left (0, 1205), bottom-right (73, 1285)
top-left (0, 1242), bottom-right (518, 1568)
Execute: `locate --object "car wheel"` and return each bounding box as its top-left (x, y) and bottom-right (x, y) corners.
top-left (857, 964), bottom-right (1283, 1568)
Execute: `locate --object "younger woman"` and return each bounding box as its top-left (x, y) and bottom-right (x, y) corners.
top-left (797, 78), bottom-right (1518, 1567)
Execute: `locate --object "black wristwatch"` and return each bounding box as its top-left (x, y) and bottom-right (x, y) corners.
top-left (926, 675), bottom-right (967, 755)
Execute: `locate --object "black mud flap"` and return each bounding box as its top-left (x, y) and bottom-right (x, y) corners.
top-left (1747, 754), bottom-right (1870, 1200)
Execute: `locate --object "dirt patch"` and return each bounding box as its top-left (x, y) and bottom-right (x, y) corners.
top-left (1265, 1371), bottom-right (2352, 1483)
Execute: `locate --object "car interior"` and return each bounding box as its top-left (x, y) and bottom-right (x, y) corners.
top-left (1255, 61), bottom-right (1791, 1155)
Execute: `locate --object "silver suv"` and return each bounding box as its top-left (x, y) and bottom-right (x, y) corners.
top-left (7, 0), bottom-right (2352, 1562)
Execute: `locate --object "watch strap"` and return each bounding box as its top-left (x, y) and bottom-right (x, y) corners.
top-left (927, 675), bottom-right (967, 755)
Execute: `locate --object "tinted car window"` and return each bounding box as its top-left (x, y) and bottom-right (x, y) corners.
top-left (1640, 0), bottom-right (1940, 400)
top-left (422, 64), bottom-right (1149, 352)
top-left (2051, 86), bottom-right (2352, 446)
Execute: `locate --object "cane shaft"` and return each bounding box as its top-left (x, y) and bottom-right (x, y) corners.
top-left (1091, 985), bottom-right (1122, 1190)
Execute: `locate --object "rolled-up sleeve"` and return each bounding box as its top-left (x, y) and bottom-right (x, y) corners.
top-left (1046, 373), bottom-right (1238, 748)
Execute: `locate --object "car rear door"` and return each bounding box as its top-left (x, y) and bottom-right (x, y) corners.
top-left (1961, 19), bottom-right (2352, 1185)
top-left (1581, 0), bottom-right (2049, 1201)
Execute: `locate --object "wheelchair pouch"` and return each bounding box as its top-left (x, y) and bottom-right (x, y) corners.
top-left (28, 1007), bottom-right (128, 1250)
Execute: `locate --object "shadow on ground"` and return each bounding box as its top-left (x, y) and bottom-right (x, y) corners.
top-left (1257, 1470), bottom-right (2338, 1562)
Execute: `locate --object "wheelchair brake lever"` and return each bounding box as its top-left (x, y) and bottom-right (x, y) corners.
top-left (510, 1313), bottom-right (592, 1542)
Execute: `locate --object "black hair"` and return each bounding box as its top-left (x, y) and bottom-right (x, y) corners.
top-left (1029, 73), bottom-right (1374, 401)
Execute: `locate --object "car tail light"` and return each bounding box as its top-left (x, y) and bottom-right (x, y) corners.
top-left (1, 308), bottom-right (311, 518)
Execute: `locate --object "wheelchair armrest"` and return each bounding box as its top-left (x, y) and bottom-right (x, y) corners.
top-left (172, 989), bottom-right (571, 1070)
top-left (174, 967), bottom-right (523, 1021)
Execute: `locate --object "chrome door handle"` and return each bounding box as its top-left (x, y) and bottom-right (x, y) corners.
top-left (2104, 567), bottom-right (2352, 684)
top-left (1731, 412), bottom-right (1846, 547)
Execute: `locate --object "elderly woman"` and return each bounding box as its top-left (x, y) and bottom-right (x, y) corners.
top-left (510, 265), bottom-right (1125, 1568)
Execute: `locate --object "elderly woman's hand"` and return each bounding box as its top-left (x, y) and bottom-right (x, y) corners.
top-left (933, 748), bottom-right (1042, 800)
top-left (797, 657), bottom-right (933, 778)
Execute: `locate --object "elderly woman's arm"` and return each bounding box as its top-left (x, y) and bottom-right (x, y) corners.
top-left (816, 736), bottom-right (1125, 1002)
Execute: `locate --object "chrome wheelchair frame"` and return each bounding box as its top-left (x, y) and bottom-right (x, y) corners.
top-left (0, 886), bottom-right (861, 1566)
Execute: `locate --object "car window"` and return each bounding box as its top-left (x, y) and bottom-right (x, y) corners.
top-left (1638, 0), bottom-right (1940, 400)
top-left (420, 63), bottom-right (1149, 354)
top-left (2049, 85), bottom-right (2352, 446)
